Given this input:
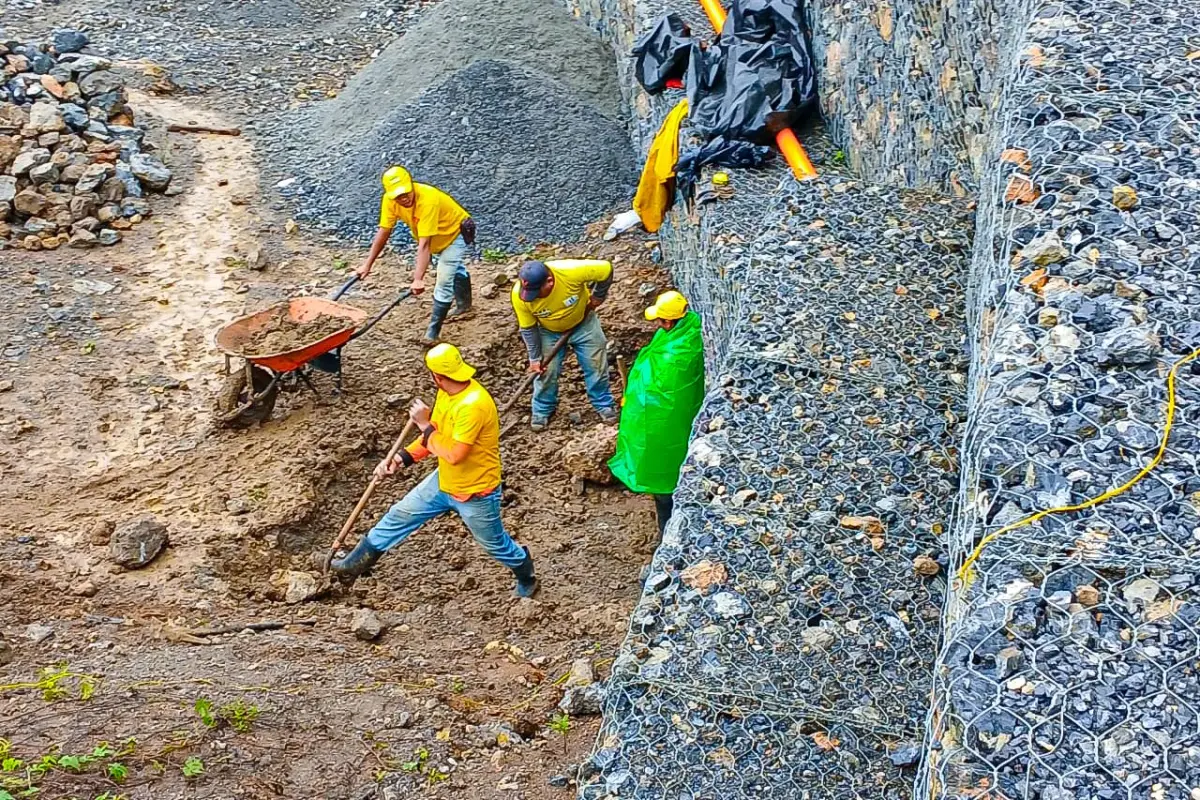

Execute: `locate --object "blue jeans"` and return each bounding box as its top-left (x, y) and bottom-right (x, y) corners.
top-left (533, 312), bottom-right (616, 420)
top-left (432, 235), bottom-right (469, 304)
top-left (364, 471), bottom-right (526, 568)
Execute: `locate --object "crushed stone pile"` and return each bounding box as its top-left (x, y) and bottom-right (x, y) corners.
top-left (279, 0), bottom-right (636, 248)
top-left (1, 31), bottom-right (174, 251)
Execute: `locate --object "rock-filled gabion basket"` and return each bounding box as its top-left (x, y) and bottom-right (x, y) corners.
top-left (923, 0), bottom-right (1200, 798)
top-left (578, 141), bottom-right (973, 794)
top-left (1, 31), bottom-right (173, 251)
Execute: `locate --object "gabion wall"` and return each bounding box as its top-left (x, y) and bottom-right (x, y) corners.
top-left (925, 0), bottom-right (1200, 798)
top-left (565, 0), bottom-right (1200, 797)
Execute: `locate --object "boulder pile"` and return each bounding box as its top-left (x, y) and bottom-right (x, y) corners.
top-left (1, 31), bottom-right (173, 251)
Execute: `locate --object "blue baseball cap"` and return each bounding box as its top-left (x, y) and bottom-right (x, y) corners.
top-left (518, 260), bottom-right (551, 302)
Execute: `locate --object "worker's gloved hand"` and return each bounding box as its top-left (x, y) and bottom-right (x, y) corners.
top-left (355, 262), bottom-right (373, 280)
top-left (527, 360), bottom-right (545, 375)
top-left (409, 398), bottom-right (432, 427)
top-left (587, 296), bottom-right (605, 310)
top-left (374, 457), bottom-right (399, 479)
top-left (410, 276), bottom-right (426, 295)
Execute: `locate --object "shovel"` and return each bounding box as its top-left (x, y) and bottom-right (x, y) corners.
top-left (322, 419), bottom-right (416, 572)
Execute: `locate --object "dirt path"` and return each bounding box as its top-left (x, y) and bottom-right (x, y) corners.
top-left (1, 41), bottom-right (665, 800)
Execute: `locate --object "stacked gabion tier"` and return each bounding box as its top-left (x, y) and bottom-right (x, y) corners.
top-left (924, 0), bottom-right (1200, 798)
top-left (579, 168), bottom-right (972, 797)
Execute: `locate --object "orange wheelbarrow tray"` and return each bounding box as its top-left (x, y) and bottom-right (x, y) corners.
top-left (212, 276), bottom-right (411, 426)
top-left (215, 296), bottom-right (368, 372)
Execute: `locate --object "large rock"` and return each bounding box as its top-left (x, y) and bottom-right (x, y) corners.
top-left (59, 103), bottom-right (89, 130)
top-left (29, 163), bottom-right (60, 185)
top-left (12, 148), bottom-right (51, 177)
top-left (109, 515), bottom-right (168, 568)
top-left (1021, 231), bottom-right (1068, 266)
top-left (0, 136), bottom-right (20, 171)
top-left (29, 102), bottom-right (66, 134)
top-left (130, 153), bottom-right (172, 192)
top-left (0, 177), bottom-right (16, 204)
top-left (558, 683), bottom-right (606, 716)
top-left (79, 69), bottom-right (124, 98)
top-left (0, 105), bottom-right (30, 132)
top-left (351, 608), bottom-right (385, 641)
top-left (13, 190), bottom-right (48, 217)
top-left (53, 29), bottom-right (90, 54)
top-left (75, 163), bottom-right (114, 193)
top-left (60, 54), bottom-right (113, 76)
top-left (280, 570), bottom-right (320, 604)
top-left (561, 425), bottom-right (618, 484)
top-left (1098, 326), bottom-right (1162, 365)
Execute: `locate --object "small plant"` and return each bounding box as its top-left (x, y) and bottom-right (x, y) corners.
top-left (449, 678), bottom-right (465, 694)
top-left (195, 697), bottom-right (259, 732)
top-left (400, 747), bottom-right (429, 773)
top-left (246, 485), bottom-right (268, 502)
top-left (106, 762), bottom-right (129, 782)
top-left (831, 149), bottom-right (847, 166)
top-left (181, 756), bottom-right (204, 779)
top-left (482, 248), bottom-right (508, 263)
top-left (194, 698), bottom-right (216, 729)
top-left (220, 699), bottom-right (259, 733)
top-left (549, 711), bottom-right (571, 754)
top-left (333, 256), bottom-right (350, 271)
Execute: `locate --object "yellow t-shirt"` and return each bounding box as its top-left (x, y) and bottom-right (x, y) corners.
top-left (429, 379), bottom-right (501, 496)
top-left (510, 259), bottom-right (613, 333)
top-left (378, 183), bottom-right (470, 254)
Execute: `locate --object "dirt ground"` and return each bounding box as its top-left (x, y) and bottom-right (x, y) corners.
top-left (0, 4), bottom-right (667, 798)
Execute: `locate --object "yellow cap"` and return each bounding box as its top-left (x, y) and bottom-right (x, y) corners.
top-left (425, 343), bottom-right (476, 382)
top-left (645, 290), bottom-right (688, 321)
top-left (712, 171), bottom-right (730, 186)
top-left (382, 165), bottom-right (413, 199)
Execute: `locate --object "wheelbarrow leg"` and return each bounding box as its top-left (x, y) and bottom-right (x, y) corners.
top-left (298, 369), bottom-right (320, 397)
top-left (334, 346), bottom-right (344, 397)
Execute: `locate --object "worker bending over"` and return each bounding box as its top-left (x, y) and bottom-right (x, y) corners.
top-left (609, 291), bottom-right (705, 536)
top-left (511, 259), bottom-right (619, 432)
top-left (357, 166), bottom-right (476, 345)
top-left (331, 344), bottom-right (537, 597)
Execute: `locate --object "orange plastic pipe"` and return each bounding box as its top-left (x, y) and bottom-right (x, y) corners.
top-left (698, 0), bottom-right (817, 181)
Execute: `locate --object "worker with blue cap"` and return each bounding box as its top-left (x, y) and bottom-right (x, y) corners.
top-left (511, 259), bottom-right (619, 431)
top-left (331, 343), bottom-right (537, 597)
top-left (357, 166), bottom-right (477, 345)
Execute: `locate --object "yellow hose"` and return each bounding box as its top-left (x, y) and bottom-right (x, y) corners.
top-left (957, 346), bottom-right (1200, 585)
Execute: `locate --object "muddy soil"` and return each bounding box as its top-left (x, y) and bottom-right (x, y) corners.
top-left (239, 308), bottom-right (357, 356)
top-left (1, 6), bottom-right (667, 798)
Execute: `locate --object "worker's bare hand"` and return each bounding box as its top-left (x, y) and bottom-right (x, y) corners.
top-left (409, 399), bottom-right (432, 426)
top-left (374, 457), bottom-right (398, 479)
top-left (355, 262), bottom-right (373, 280)
top-left (410, 277), bottom-right (426, 295)
top-left (587, 296), bottom-right (605, 310)
top-left (527, 360), bottom-right (545, 375)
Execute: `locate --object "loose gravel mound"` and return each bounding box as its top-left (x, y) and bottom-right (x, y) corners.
top-left (282, 0), bottom-right (636, 248)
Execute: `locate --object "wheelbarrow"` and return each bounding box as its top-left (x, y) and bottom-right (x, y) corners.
top-left (213, 275), bottom-right (410, 427)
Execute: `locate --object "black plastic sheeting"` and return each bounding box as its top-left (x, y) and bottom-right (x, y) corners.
top-left (631, 13), bottom-right (694, 93)
top-left (675, 138), bottom-right (774, 197)
top-left (631, 0), bottom-right (816, 143)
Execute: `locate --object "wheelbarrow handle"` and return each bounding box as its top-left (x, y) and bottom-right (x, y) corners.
top-left (351, 289), bottom-right (413, 341)
top-left (330, 274), bottom-right (360, 301)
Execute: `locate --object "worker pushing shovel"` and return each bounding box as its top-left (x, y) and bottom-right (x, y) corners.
top-left (511, 259), bottom-right (620, 432)
top-left (357, 166), bottom-right (476, 345)
top-left (330, 343), bottom-right (538, 597)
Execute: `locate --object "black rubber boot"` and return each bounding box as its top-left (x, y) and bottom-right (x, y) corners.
top-left (447, 274), bottom-right (473, 320)
top-left (422, 299), bottom-right (453, 345)
top-left (331, 538), bottom-right (383, 579)
top-left (511, 545), bottom-right (538, 598)
top-left (654, 494), bottom-right (675, 537)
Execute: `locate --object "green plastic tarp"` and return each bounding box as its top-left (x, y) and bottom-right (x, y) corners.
top-left (608, 310), bottom-right (705, 495)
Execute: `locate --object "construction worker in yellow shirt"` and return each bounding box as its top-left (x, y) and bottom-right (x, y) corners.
top-left (331, 344), bottom-right (537, 597)
top-left (511, 259), bottom-right (619, 431)
top-left (357, 166), bottom-right (477, 345)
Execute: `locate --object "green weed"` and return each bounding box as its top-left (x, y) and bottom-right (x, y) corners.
top-left (181, 756), bottom-right (204, 779)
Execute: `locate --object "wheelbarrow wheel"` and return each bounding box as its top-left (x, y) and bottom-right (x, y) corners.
top-left (217, 365), bottom-right (279, 428)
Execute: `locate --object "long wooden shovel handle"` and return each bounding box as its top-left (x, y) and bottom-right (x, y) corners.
top-left (323, 419), bottom-right (417, 571)
top-left (497, 316), bottom-right (586, 416)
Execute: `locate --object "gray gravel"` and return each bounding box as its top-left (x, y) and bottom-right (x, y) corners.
top-left (276, 0), bottom-right (636, 248)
